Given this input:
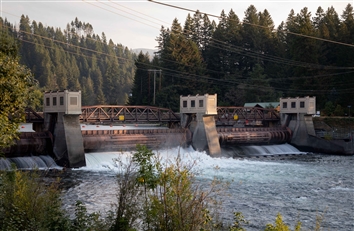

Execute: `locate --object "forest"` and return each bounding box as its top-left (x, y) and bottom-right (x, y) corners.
top-left (1, 4), bottom-right (354, 114)
top-left (1, 16), bottom-right (136, 107)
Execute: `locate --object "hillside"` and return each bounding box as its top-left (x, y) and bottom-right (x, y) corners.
top-left (2, 16), bottom-right (137, 106)
top-left (132, 48), bottom-right (157, 60)
top-left (313, 117), bottom-right (354, 130)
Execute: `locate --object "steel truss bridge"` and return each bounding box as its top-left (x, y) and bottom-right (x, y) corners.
top-left (79, 105), bottom-right (280, 124)
top-left (80, 105), bottom-right (180, 124)
top-left (216, 107), bottom-right (280, 125)
top-left (25, 105), bottom-right (280, 124)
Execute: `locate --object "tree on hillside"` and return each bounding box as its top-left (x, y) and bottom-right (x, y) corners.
top-left (129, 52), bottom-right (152, 105)
top-left (156, 18), bottom-right (205, 109)
top-left (200, 14), bottom-right (216, 56)
top-left (0, 28), bottom-right (36, 149)
top-left (245, 63), bottom-right (276, 102)
top-left (312, 6), bottom-right (342, 106)
top-left (286, 8), bottom-right (320, 95)
top-left (335, 4), bottom-right (354, 107)
top-left (8, 16), bottom-right (136, 106)
top-left (204, 9), bottom-right (242, 105)
top-left (241, 5), bottom-right (261, 73)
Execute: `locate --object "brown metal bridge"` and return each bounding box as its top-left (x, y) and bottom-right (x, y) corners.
top-left (80, 105), bottom-right (180, 124)
top-left (79, 105), bottom-right (280, 125)
top-left (216, 107), bottom-right (280, 124)
top-left (25, 105), bottom-right (280, 125)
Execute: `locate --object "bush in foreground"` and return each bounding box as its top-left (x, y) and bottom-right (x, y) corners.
top-left (0, 169), bottom-right (111, 231)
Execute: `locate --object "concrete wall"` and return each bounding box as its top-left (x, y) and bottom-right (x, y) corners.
top-left (280, 96), bottom-right (316, 114)
top-left (48, 112), bottom-right (86, 168)
top-left (285, 113), bottom-right (346, 154)
top-left (180, 94), bottom-right (217, 115)
top-left (62, 115), bottom-right (86, 167)
top-left (190, 113), bottom-right (221, 156)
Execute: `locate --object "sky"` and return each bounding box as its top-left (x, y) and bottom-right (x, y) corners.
top-left (1, 0), bottom-right (352, 50)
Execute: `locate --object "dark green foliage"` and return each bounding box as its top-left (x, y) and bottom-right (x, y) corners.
top-left (333, 104), bottom-right (345, 116)
top-left (3, 4), bottom-right (354, 112)
top-left (130, 4), bottom-right (353, 112)
top-left (3, 16), bottom-right (136, 106)
top-left (323, 101), bottom-right (336, 116)
top-left (155, 85), bottom-right (191, 111)
top-left (132, 144), bottom-right (158, 189)
top-left (110, 145), bottom-right (229, 231)
top-left (129, 52), bottom-right (153, 105)
top-left (0, 169), bottom-right (113, 231)
top-left (0, 170), bottom-right (68, 230)
top-left (0, 25), bottom-right (37, 149)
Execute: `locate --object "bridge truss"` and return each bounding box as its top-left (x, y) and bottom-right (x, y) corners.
top-left (25, 105), bottom-right (280, 125)
top-left (80, 105), bottom-right (280, 124)
top-left (25, 108), bottom-right (44, 122)
top-left (216, 107), bottom-right (280, 123)
top-left (80, 105), bottom-right (180, 124)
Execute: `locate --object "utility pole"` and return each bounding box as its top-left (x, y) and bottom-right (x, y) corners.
top-left (147, 69), bottom-right (162, 105)
top-left (348, 105), bottom-right (351, 117)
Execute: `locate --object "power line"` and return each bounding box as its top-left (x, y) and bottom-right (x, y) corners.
top-left (148, 0), bottom-right (354, 48)
top-left (4, 0), bottom-right (346, 71)
top-left (83, 0), bottom-right (160, 30)
top-left (2, 13), bottom-right (353, 94)
top-left (15, 28), bottom-right (354, 92)
top-left (3, 19), bottom-right (353, 82)
top-left (87, 1), bottom-right (354, 70)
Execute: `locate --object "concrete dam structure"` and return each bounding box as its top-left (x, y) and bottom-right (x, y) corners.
top-left (279, 97), bottom-right (352, 155)
top-left (3, 92), bottom-right (353, 168)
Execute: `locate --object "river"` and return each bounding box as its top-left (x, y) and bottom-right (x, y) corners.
top-left (57, 144), bottom-right (354, 231)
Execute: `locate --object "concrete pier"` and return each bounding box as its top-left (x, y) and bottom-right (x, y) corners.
top-left (44, 91), bottom-right (86, 167)
top-left (50, 113), bottom-right (85, 167)
top-left (280, 97), bottom-right (346, 154)
top-left (180, 94), bottom-right (221, 156)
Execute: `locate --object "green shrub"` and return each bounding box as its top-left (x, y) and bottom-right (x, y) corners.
top-left (0, 169), bottom-right (70, 231)
top-left (0, 169), bottom-right (111, 231)
top-left (229, 212), bottom-right (249, 231)
top-left (111, 144), bottom-right (228, 231)
top-left (333, 105), bottom-right (344, 116)
top-left (264, 213), bottom-right (301, 231)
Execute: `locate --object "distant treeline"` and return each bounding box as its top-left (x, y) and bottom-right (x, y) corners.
top-left (1, 16), bottom-right (136, 106)
top-left (131, 4), bottom-right (354, 113)
top-left (1, 4), bottom-right (354, 114)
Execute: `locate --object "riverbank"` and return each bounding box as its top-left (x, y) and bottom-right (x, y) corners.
top-left (313, 117), bottom-right (354, 134)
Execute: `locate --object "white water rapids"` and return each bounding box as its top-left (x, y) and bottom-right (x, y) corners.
top-left (58, 144), bottom-right (354, 231)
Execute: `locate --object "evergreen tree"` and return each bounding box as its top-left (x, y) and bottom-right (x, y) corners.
top-left (82, 76), bottom-right (95, 106)
top-left (204, 9), bottom-right (242, 105)
top-left (335, 4), bottom-right (354, 107)
top-left (286, 7), bottom-right (319, 97)
top-left (183, 14), bottom-right (193, 40)
top-left (245, 63), bottom-right (275, 102)
top-left (191, 10), bottom-right (203, 49)
top-left (129, 52), bottom-right (152, 105)
top-left (3, 5), bottom-right (354, 112)
top-left (160, 19), bottom-right (204, 89)
top-left (240, 5), bottom-right (260, 73)
top-left (200, 14), bottom-right (215, 56)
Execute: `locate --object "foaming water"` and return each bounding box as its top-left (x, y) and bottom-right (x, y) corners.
top-left (0, 155), bottom-right (60, 170)
top-left (61, 146), bottom-right (354, 231)
top-left (222, 143), bottom-right (304, 157)
top-left (0, 158), bottom-right (12, 170)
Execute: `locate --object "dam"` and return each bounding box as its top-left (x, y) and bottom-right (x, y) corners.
top-left (2, 91), bottom-right (353, 168)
